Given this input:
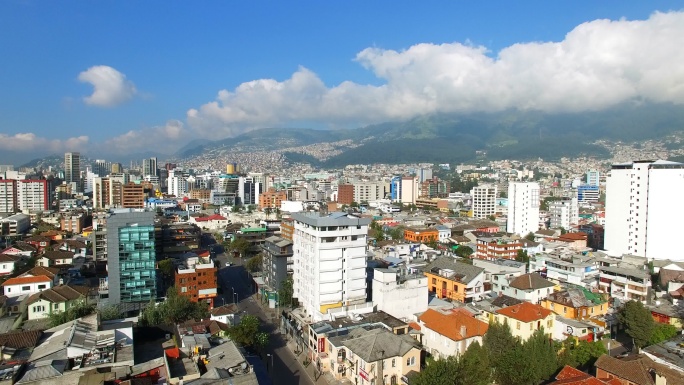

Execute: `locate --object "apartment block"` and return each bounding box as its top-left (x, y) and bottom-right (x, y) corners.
top-left (549, 197), bottom-right (579, 230)
top-left (372, 267), bottom-right (428, 321)
top-left (122, 182), bottom-right (146, 208)
top-left (598, 265), bottom-right (651, 303)
top-left (336, 184), bottom-right (354, 205)
top-left (258, 187), bottom-right (287, 209)
top-left (471, 184), bottom-right (497, 219)
top-left (423, 258), bottom-right (485, 303)
top-left (175, 255), bottom-right (218, 308)
top-left (506, 182), bottom-right (540, 236)
top-left (17, 180), bottom-right (49, 212)
top-left (475, 236), bottom-right (522, 261)
top-left (292, 212), bottom-right (370, 322)
top-left (420, 177), bottom-right (450, 198)
top-left (352, 181), bottom-right (388, 204)
top-left (261, 236), bottom-right (293, 294)
top-left (60, 213), bottom-right (86, 234)
top-left (403, 227), bottom-right (439, 243)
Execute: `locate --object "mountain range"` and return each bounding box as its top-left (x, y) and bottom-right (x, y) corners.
top-left (178, 102), bottom-right (684, 167)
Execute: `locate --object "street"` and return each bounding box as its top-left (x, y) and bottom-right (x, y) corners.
top-left (207, 234), bottom-right (317, 385)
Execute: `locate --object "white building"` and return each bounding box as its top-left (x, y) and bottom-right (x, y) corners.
top-left (292, 212), bottom-right (371, 322)
top-left (17, 180), bottom-right (48, 212)
top-left (586, 170), bottom-right (600, 187)
top-left (605, 160), bottom-right (684, 261)
top-left (0, 180), bottom-right (17, 213)
top-left (471, 184), bottom-right (497, 219)
top-left (372, 267), bottom-right (428, 321)
top-left (353, 181), bottom-right (388, 204)
top-left (167, 171), bottom-right (188, 197)
top-left (400, 177), bottom-right (419, 204)
top-left (418, 308), bottom-right (489, 359)
top-left (494, 273), bottom-right (555, 304)
top-left (506, 182), bottom-right (540, 236)
top-left (549, 197), bottom-right (579, 230)
top-left (1, 275), bottom-right (52, 297)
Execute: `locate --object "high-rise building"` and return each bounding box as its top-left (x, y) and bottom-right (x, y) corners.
top-left (337, 184), bottom-right (354, 205)
top-left (167, 170), bottom-right (188, 197)
top-left (64, 152), bottom-right (80, 189)
top-left (122, 182), bottom-right (146, 208)
top-left (17, 180), bottom-right (49, 212)
top-left (471, 184), bottom-right (497, 219)
top-left (0, 180), bottom-right (17, 214)
top-left (111, 163), bottom-right (123, 174)
top-left (400, 176), bottom-right (419, 204)
top-left (415, 167), bottom-right (433, 183)
top-left (506, 182), bottom-right (540, 236)
top-left (420, 177), bottom-right (450, 198)
top-left (106, 210), bottom-right (157, 305)
top-left (93, 159), bottom-right (111, 177)
top-left (142, 157), bottom-right (158, 177)
top-left (548, 197), bottom-right (579, 231)
top-left (292, 212), bottom-right (370, 321)
top-left (586, 170), bottom-right (600, 187)
top-left (238, 176), bottom-right (261, 206)
top-left (604, 160), bottom-right (684, 260)
top-left (352, 181), bottom-right (388, 204)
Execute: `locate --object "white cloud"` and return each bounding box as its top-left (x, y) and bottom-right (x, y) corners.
top-left (187, 11), bottom-right (684, 137)
top-left (78, 65), bottom-right (137, 107)
top-left (97, 120), bottom-right (188, 154)
top-left (0, 133), bottom-right (88, 152)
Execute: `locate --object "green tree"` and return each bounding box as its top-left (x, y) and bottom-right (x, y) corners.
top-left (98, 305), bottom-right (123, 321)
top-left (570, 340), bottom-right (607, 368)
top-left (48, 299), bottom-right (95, 327)
top-left (454, 245), bottom-right (474, 259)
top-left (426, 238), bottom-right (439, 249)
top-left (412, 357), bottom-right (460, 385)
top-left (650, 323), bottom-right (678, 345)
top-left (278, 276), bottom-right (294, 307)
top-left (619, 300), bottom-right (655, 349)
top-left (230, 237), bottom-right (251, 258)
top-left (524, 232), bottom-right (536, 241)
top-left (484, 321), bottom-right (519, 364)
top-left (515, 249), bottom-right (530, 263)
top-left (245, 254), bottom-right (263, 272)
top-left (139, 286), bottom-right (209, 326)
top-left (158, 258), bottom-right (175, 279)
top-left (228, 315), bottom-right (268, 350)
top-left (389, 226), bottom-right (405, 240)
top-left (264, 207), bottom-right (272, 218)
top-left (456, 341), bottom-right (491, 385)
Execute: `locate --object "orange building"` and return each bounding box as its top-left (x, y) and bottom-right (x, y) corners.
top-left (423, 258), bottom-right (485, 303)
top-left (280, 218), bottom-right (294, 241)
top-left (404, 227), bottom-right (439, 243)
top-left (337, 184), bottom-right (354, 205)
top-left (259, 188), bottom-right (287, 210)
top-left (175, 257), bottom-right (218, 308)
top-left (190, 189), bottom-right (211, 203)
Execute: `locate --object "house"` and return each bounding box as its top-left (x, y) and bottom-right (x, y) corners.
top-left (57, 240), bottom-right (87, 258)
top-left (26, 285), bottom-right (90, 320)
top-left (0, 253), bottom-right (20, 275)
top-left (210, 303), bottom-right (240, 326)
top-left (372, 267), bottom-right (428, 321)
top-left (23, 235), bottom-right (52, 252)
top-left (423, 258), bottom-right (486, 303)
top-left (556, 232), bottom-right (589, 250)
top-left (541, 286), bottom-right (608, 321)
top-left (2, 275), bottom-right (52, 297)
top-left (189, 214), bottom-right (229, 231)
top-left (326, 326), bottom-right (421, 385)
top-left (21, 266), bottom-right (62, 285)
top-left (549, 365), bottom-right (621, 385)
top-left (418, 308), bottom-right (489, 359)
top-left (37, 250), bottom-right (75, 267)
top-left (404, 227), bottom-right (439, 243)
top-left (493, 301), bottom-right (555, 341)
top-left (1, 242), bottom-right (36, 257)
top-left (594, 353), bottom-right (684, 385)
top-left (553, 316), bottom-right (600, 342)
top-left (494, 273), bottom-right (556, 304)
top-left (598, 265), bottom-right (651, 303)
top-left (0, 329), bottom-right (43, 360)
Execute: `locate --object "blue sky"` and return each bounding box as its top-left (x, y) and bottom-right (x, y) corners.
top-left (0, 1), bottom-right (683, 161)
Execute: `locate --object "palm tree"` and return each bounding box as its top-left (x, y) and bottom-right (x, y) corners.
top-left (264, 207), bottom-right (272, 218)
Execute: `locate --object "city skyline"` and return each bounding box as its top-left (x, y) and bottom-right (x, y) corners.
top-left (1, 2), bottom-right (683, 163)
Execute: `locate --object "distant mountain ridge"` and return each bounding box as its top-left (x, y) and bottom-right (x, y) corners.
top-left (179, 102), bottom-right (684, 166)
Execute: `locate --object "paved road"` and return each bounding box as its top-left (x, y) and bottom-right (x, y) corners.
top-left (206, 235), bottom-right (316, 385)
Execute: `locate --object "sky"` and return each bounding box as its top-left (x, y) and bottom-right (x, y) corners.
top-left (1, 1), bottom-right (683, 163)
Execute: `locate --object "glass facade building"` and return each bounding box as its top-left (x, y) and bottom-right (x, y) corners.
top-left (118, 225), bottom-right (156, 302)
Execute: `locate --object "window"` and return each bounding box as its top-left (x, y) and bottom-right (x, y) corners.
top-left (22, 286), bottom-right (30, 291)
top-left (406, 356), bottom-right (415, 366)
top-left (32, 305), bottom-right (45, 312)
top-left (391, 359), bottom-right (395, 368)
top-left (181, 287), bottom-right (187, 293)
top-left (563, 307), bottom-right (567, 314)
top-left (38, 284), bottom-right (46, 289)
top-left (516, 322), bottom-right (521, 330)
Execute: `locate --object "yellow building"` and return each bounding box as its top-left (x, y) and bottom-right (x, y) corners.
top-left (494, 302), bottom-right (555, 341)
top-left (540, 286), bottom-right (608, 321)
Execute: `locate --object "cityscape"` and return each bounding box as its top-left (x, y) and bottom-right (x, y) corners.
top-left (1, 3), bottom-right (684, 385)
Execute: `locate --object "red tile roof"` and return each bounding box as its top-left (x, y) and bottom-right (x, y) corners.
top-left (550, 365), bottom-right (612, 384)
top-left (1, 275), bottom-right (51, 286)
top-left (195, 214), bottom-right (227, 222)
top-left (418, 308), bottom-right (488, 341)
top-left (408, 322), bottom-right (421, 331)
top-left (496, 301), bottom-right (553, 323)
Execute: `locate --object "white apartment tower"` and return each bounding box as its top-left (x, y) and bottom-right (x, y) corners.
top-left (17, 180), bottom-right (48, 212)
top-left (586, 170), bottom-right (600, 187)
top-left (167, 170), bottom-right (188, 197)
top-left (548, 196), bottom-right (579, 230)
top-left (605, 160), bottom-right (684, 261)
top-left (292, 212), bottom-right (371, 322)
top-left (506, 182), bottom-right (540, 236)
top-left (400, 176), bottom-right (419, 204)
top-left (471, 184), bottom-right (497, 219)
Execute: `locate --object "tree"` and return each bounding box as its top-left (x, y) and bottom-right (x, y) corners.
top-left (524, 232), bottom-right (536, 241)
top-left (245, 254), bottom-right (263, 272)
top-left (426, 238), bottom-right (439, 249)
top-left (412, 357), bottom-right (460, 385)
top-left (48, 299), bottom-right (95, 327)
top-left (454, 245), bottom-right (474, 259)
top-left (278, 276), bottom-right (294, 307)
top-left (158, 258), bottom-right (175, 279)
top-left (488, 215), bottom-right (496, 221)
top-left (228, 315), bottom-right (269, 350)
top-left (483, 321), bottom-right (519, 364)
top-left (515, 249), bottom-right (530, 263)
top-left (98, 305), bottom-right (123, 321)
top-left (570, 340), bottom-right (607, 368)
top-left (230, 237), bottom-right (251, 258)
top-left (456, 341), bottom-right (491, 385)
top-left (263, 207), bottom-right (272, 218)
top-left (650, 323), bottom-right (678, 345)
top-left (139, 286), bottom-right (209, 326)
top-left (389, 226), bottom-right (405, 240)
top-left (619, 300), bottom-right (655, 349)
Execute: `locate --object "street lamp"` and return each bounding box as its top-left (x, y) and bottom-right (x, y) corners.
top-left (267, 353), bottom-right (275, 383)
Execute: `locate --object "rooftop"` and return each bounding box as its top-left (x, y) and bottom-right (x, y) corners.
top-left (418, 308), bottom-right (488, 341)
top-left (496, 301), bottom-right (553, 323)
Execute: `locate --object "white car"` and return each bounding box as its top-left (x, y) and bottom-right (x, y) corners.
top-left (225, 262), bottom-right (232, 267)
